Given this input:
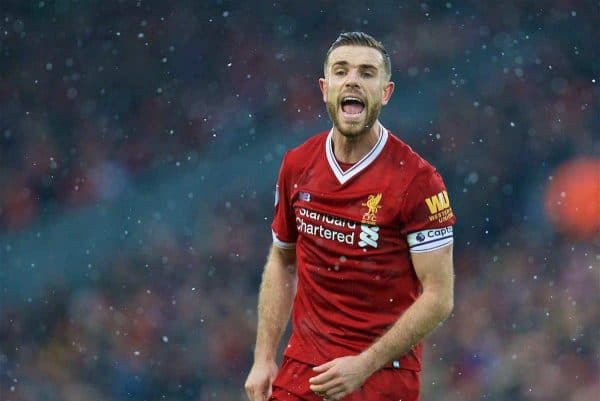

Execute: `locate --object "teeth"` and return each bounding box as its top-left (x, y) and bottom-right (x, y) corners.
top-left (342, 97), bottom-right (364, 104)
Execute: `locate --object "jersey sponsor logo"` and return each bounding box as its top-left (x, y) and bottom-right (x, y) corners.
top-left (295, 206), bottom-right (380, 249)
top-left (298, 207), bottom-right (356, 229)
top-left (361, 193), bottom-right (382, 224)
top-left (358, 224), bottom-right (379, 248)
top-left (425, 191), bottom-right (450, 214)
top-left (425, 191), bottom-right (454, 224)
top-left (296, 207), bottom-right (356, 245)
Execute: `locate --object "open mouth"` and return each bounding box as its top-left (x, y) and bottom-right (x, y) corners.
top-left (340, 96), bottom-right (365, 117)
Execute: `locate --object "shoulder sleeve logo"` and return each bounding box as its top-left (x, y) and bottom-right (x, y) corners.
top-left (425, 191), bottom-right (450, 214)
top-left (424, 191), bottom-right (454, 224)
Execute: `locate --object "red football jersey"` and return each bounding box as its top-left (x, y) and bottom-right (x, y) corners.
top-left (271, 125), bottom-right (456, 371)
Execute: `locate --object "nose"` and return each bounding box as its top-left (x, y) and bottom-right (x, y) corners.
top-left (344, 68), bottom-right (360, 88)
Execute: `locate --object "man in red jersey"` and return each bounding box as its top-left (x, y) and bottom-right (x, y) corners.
top-left (245, 32), bottom-right (456, 401)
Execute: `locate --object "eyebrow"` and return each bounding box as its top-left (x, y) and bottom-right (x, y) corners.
top-left (331, 61), bottom-right (379, 71)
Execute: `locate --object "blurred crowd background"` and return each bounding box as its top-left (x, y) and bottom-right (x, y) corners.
top-left (1, 1), bottom-right (598, 400)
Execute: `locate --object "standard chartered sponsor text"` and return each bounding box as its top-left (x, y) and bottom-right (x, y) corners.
top-left (296, 207), bottom-right (356, 245)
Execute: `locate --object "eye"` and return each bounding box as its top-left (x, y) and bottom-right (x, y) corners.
top-left (334, 69), bottom-right (346, 76)
top-left (362, 71), bottom-right (374, 78)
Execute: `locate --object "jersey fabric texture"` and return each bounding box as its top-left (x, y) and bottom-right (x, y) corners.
top-left (271, 125), bottom-right (456, 372)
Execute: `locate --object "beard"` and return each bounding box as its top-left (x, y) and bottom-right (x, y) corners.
top-left (325, 97), bottom-right (381, 139)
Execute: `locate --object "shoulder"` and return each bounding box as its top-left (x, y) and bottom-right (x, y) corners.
top-left (384, 132), bottom-right (456, 227)
top-left (281, 130), bottom-right (328, 169)
top-left (385, 130), bottom-right (438, 181)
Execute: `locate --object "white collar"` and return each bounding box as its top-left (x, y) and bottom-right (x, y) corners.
top-left (325, 124), bottom-right (388, 185)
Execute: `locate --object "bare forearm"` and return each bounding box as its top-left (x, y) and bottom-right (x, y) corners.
top-left (254, 246), bottom-right (297, 362)
top-left (361, 289), bottom-right (453, 373)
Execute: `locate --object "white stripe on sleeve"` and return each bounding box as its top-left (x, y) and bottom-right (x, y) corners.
top-left (272, 230), bottom-right (296, 249)
top-left (407, 226), bottom-right (454, 253)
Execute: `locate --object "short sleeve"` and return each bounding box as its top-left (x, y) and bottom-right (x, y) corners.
top-left (271, 153), bottom-right (298, 248)
top-left (401, 170), bottom-right (456, 253)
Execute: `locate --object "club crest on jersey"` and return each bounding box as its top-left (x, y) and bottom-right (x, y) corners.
top-left (361, 193), bottom-right (382, 224)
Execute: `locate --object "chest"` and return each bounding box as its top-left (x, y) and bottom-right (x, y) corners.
top-left (290, 156), bottom-right (409, 227)
top-left (289, 166), bottom-right (413, 255)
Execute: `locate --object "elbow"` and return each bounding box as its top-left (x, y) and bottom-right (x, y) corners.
top-left (423, 288), bottom-right (453, 322)
top-left (427, 289), bottom-right (453, 322)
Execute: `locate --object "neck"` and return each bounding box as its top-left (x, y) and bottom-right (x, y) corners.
top-left (332, 121), bottom-right (381, 164)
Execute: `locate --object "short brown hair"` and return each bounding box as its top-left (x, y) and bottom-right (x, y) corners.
top-left (324, 32), bottom-right (392, 80)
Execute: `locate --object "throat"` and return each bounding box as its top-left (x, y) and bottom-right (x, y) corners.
top-left (331, 123), bottom-right (382, 164)
top-left (336, 158), bottom-right (356, 172)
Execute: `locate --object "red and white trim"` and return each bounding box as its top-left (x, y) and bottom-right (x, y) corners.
top-left (272, 230), bottom-right (296, 249)
top-left (326, 124), bottom-right (389, 185)
top-left (407, 226), bottom-right (454, 253)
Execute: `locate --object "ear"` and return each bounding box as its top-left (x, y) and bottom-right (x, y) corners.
top-left (381, 81), bottom-right (395, 106)
top-left (319, 78), bottom-right (327, 102)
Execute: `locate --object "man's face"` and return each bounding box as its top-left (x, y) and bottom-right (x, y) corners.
top-left (320, 45), bottom-right (394, 138)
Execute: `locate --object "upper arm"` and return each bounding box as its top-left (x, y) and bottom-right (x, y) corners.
top-left (269, 244), bottom-right (297, 274)
top-left (410, 244), bottom-right (454, 309)
top-left (271, 153), bottom-right (299, 247)
top-left (400, 168), bottom-right (456, 310)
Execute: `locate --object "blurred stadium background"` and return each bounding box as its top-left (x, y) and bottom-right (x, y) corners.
top-left (0, 1), bottom-right (598, 400)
